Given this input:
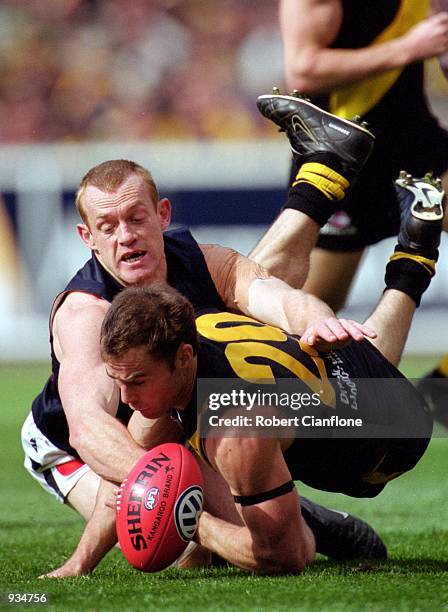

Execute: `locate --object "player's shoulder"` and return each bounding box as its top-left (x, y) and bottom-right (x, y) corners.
top-left (59, 290), bottom-right (109, 313)
top-left (52, 290), bottom-right (110, 336)
top-left (199, 242), bottom-right (236, 260)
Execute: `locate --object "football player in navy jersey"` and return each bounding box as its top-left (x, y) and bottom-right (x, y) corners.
top-left (47, 171), bottom-right (444, 576)
top-left (23, 158), bottom-right (377, 577)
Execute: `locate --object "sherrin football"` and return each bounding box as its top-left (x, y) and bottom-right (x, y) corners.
top-left (116, 443), bottom-right (204, 572)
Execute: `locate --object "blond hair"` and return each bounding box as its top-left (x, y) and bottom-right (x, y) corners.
top-left (75, 160), bottom-right (159, 225)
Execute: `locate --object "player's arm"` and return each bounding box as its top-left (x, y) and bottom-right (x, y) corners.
top-left (54, 293), bottom-right (145, 483)
top-left (200, 243), bottom-right (375, 349)
top-left (40, 478), bottom-right (119, 578)
top-left (196, 436), bottom-right (315, 574)
top-left (41, 412), bottom-right (183, 578)
top-left (281, 0), bottom-right (448, 93)
top-left (127, 410), bottom-right (184, 448)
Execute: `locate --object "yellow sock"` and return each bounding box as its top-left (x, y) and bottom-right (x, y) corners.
top-left (388, 251), bottom-right (436, 277)
top-left (292, 162), bottom-right (349, 201)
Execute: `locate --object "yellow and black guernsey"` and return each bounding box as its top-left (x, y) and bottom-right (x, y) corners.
top-left (312, 0), bottom-right (448, 250)
top-left (173, 312), bottom-right (432, 498)
top-left (327, 0), bottom-right (429, 120)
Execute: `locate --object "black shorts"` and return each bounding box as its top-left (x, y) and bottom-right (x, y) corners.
top-left (313, 112), bottom-right (448, 251)
top-left (283, 341), bottom-right (433, 497)
top-left (284, 436), bottom-right (430, 498)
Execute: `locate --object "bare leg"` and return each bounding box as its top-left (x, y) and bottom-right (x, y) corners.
top-left (304, 247), bottom-right (365, 311)
top-left (250, 210), bottom-right (320, 289)
top-left (364, 289), bottom-right (416, 367)
top-left (252, 93), bottom-right (374, 291)
top-left (66, 470), bottom-right (101, 521)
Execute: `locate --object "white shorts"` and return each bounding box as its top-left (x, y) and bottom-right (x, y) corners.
top-left (21, 411), bottom-right (91, 503)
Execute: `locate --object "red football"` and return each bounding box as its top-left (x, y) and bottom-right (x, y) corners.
top-left (116, 443), bottom-right (204, 572)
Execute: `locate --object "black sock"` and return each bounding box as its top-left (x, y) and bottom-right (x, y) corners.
top-left (384, 245), bottom-right (438, 307)
top-left (283, 153), bottom-right (350, 226)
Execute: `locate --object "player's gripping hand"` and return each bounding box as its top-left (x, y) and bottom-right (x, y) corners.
top-left (402, 12), bottom-right (448, 61)
top-left (105, 484), bottom-right (121, 510)
top-left (301, 318), bottom-right (377, 352)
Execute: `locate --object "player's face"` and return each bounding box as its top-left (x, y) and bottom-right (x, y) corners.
top-left (77, 174), bottom-right (171, 286)
top-left (105, 345), bottom-right (190, 419)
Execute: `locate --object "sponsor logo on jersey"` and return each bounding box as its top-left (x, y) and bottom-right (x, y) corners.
top-left (174, 486), bottom-right (204, 541)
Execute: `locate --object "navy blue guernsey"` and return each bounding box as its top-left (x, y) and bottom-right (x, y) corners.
top-left (31, 228), bottom-right (225, 458)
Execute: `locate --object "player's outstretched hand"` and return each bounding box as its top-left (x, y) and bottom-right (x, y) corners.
top-left (301, 318), bottom-right (377, 352)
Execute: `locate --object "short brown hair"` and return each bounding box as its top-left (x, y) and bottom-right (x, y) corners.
top-left (101, 283), bottom-right (198, 369)
top-left (76, 160), bottom-right (159, 225)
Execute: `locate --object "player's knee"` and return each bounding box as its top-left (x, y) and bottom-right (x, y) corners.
top-left (66, 470), bottom-right (100, 520)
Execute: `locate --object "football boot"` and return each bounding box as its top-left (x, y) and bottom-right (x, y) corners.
top-left (395, 171), bottom-right (446, 255)
top-left (257, 88), bottom-right (375, 181)
top-left (300, 497), bottom-right (387, 561)
top-left (416, 368), bottom-right (448, 428)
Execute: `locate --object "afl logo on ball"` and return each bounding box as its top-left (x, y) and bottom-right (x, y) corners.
top-left (174, 486), bottom-right (204, 541)
top-left (144, 486), bottom-right (160, 511)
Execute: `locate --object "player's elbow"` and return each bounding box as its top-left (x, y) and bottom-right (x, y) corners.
top-left (68, 426), bottom-right (88, 456)
top-left (68, 429), bottom-right (80, 452)
top-left (285, 53), bottom-right (324, 94)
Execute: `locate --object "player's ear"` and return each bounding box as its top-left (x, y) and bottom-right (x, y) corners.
top-left (157, 198), bottom-right (171, 230)
top-left (175, 343), bottom-right (194, 370)
top-left (77, 223), bottom-right (96, 250)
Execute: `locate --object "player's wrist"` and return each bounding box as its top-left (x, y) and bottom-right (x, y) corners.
top-left (392, 36), bottom-right (414, 67)
top-left (195, 510), bottom-right (212, 541)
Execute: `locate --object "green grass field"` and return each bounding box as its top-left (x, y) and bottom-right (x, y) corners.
top-left (1, 359), bottom-right (447, 611)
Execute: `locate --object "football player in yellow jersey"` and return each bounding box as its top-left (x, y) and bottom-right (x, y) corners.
top-left (251, 0), bottom-right (448, 424)
top-left (98, 274), bottom-right (427, 573)
top-left (47, 167), bottom-right (444, 575)
top-left (93, 178), bottom-right (443, 573)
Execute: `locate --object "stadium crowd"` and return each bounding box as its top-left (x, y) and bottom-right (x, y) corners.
top-left (1, 0), bottom-right (446, 143)
top-left (0, 0), bottom-right (285, 142)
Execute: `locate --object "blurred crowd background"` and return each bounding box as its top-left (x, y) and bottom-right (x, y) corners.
top-left (0, 0), bottom-right (287, 142)
top-left (1, 0), bottom-right (446, 144)
top-left (1, 1), bottom-right (447, 358)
